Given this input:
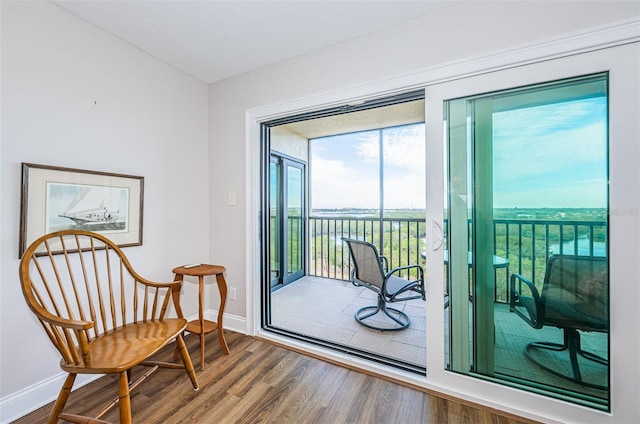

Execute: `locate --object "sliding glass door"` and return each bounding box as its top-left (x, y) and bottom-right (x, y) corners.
top-left (261, 92), bottom-right (427, 373)
top-left (423, 49), bottom-right (624, 409)
top-left (270, 154), bottom-right (305, 291)
top-left (446, 73), bottom-right (609, 394)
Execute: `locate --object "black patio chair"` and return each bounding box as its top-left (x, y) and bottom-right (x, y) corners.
top-left (343, 238), bottom-right (425, 331)
top-left (510, 254), bottom-right (608, 389)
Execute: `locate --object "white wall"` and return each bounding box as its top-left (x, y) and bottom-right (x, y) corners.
top-left (208, 1), bottom-right (639, 423)
top-left (0, 1), bottom-right (209, 420)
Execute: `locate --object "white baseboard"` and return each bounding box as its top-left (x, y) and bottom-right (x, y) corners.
top-left (0, 373), bottom-right (100, 424)
top-left (201, 309), bottom-right (247, 335)
top-left (0, 311), bottom-right (246, 423)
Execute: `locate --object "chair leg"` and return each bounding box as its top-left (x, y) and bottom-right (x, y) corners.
top-left (354, 295), bottom-right (411, 331)
top-left (118, 371), bottom-right (132, 424)
top-left (172, 330), bottom-right (185, 361)
top-left (48, 373), bottom-right (76, 424)
top-left (567, 330), bottom-right (582, 381)
top-left (356, 299), bottom-right (382, 321)
top-left (176, 333), bottom-right (199, 390)
top-left (524, 328), bottom-right (608, 390)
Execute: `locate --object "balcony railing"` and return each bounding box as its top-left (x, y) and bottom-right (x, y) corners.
top-left (308, 216), bottom-right (426, 281)
top-left (306, 216), bottom-right (607, 303)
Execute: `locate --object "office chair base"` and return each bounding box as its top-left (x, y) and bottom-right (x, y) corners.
top-left (354, 297), bottom-right (410, 331)
top-left (525, 329), bottom-right (608, 390)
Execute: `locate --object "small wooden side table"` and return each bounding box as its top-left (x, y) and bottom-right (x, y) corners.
top-left (173, 264), bottom-right (231, 370)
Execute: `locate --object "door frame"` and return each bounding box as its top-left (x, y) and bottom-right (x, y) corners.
top-left (269, 152), bottom-right (306, 291)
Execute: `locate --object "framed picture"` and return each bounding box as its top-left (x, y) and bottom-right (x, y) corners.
top-left (19, 163), bottom-right (144, 257)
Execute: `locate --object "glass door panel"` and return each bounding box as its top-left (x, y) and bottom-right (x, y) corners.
top-left (263, 92), bottom-right (427, 374)
top-left (286, 164), bottom-right (304, 280)
top-left (445, 74), bottom-right (609, 406)
top-left (270, 154), bottom-right (305, 290)
top-left (382, 125), bottom-right (426, 271)
top-left (269, 159), bottom-right (281, 289)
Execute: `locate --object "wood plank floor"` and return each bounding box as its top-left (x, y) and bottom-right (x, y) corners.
top-left (13, 331), bottom-right (538, 424)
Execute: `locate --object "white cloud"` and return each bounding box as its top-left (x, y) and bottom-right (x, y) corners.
top-left (354, 134), bottom-right (379, 164)
top-left (384, 174), bottom-right (426, 209)
top-left (311, 124), bottom-right (426, 209)
top-left (310, 157), bottom-right (378, 209)
top-left (383, 126), bottom-right (425, 173)
top-left (354, 125), bottom-right (426, 172)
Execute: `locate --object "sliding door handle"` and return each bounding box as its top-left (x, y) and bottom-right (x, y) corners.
top-left (432, 220), bottom-right (444, 251)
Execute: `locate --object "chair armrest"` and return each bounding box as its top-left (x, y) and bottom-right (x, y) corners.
top-left (131, 277), bottom-right (184, 320)
top-left (349, 268), bottom-right (364, 288)
top-left (117, 251), bottom-right (182, 290)
top-left (384, 264), bottom-right (425, 301)
top-left (379, 255), bottom-right (390, 272)
top-left (387, 264), bottom-right (424, 281)
top-left (135, 278), bottom-right (182, 290)
top-left (22, 290), bottom-right (94, 331)
top-left (34, 307), bottom-right (94, 331)
top-left (510, 273), bottom-right (543, 328)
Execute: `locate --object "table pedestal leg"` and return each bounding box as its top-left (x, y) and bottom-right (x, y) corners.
top-left (216, 273), bottom-right (231, 355)
top-left (198, 276), bottom-right (205, 370)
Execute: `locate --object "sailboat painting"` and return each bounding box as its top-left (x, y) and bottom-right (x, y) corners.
top-left (46, 182), bottom-right (129, 233)
top-left (19, 163), bottom-right (144, 258)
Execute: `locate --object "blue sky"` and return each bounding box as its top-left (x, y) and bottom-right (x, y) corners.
top-left (308, 95), bottom-right (607, 210)
top-left (492, 96), bottom-right (607, 208)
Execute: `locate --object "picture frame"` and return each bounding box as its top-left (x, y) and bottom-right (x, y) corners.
top-left (19, 163), bottom-right (144, 258)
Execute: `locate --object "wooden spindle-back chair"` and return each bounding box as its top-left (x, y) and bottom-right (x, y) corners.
top-left (19, 230), bottom-right (199, 423)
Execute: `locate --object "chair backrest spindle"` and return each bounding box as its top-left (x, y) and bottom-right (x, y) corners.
top-left (20, 230), bottom-right (178, 366)
top-left (120, 259), bottom-right (127, 325)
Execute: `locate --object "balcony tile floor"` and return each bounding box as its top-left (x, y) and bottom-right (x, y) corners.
top-left (271, 275), bottom-right (608, 401)
top-left (271, 275), bottom-right (427, 366)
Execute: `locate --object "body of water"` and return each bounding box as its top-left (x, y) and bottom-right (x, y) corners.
top-left (549, 237), bottom-right (606, 257)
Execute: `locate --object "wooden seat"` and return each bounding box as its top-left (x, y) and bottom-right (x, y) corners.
top-left (19, 230), bottom-right (199, 424)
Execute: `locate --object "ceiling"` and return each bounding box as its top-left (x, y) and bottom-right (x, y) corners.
top-left (53, 0), bottom-right (465, 84)
top-left (277, 99), bottom-right (425, 139)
